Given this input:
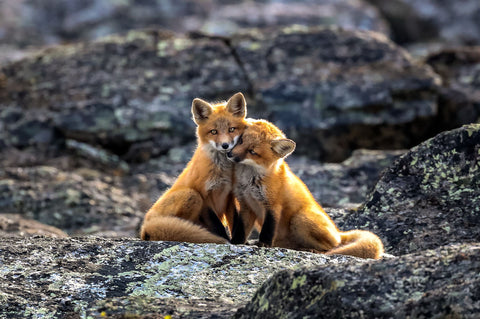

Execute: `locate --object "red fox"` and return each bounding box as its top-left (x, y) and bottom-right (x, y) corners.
top-left (228, 119), bottom-right (384, 259)
top-left (140, 92), bottom-right (248, 244)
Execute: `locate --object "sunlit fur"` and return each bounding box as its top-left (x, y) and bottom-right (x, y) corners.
top-left (140, 93), bottom-right (248, 243)
top-left (229, 119), bottom-right (384, 259)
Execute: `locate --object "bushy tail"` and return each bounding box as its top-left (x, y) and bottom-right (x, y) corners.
top-left (140, 216), bottom-right (228, 244)
top-left (325, 229), bottom-right (384, 259)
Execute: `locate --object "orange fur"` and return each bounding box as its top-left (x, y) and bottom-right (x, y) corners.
top-left (228, 119), bottom-right (384, 259)
top-left (140, 93), bottom-right (248, 244)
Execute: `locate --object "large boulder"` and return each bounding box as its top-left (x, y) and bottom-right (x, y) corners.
top-left (1, 26), bottom-right (441, 163)
top-left (231, 26), bottom-right (442, 161)
top-left (0, 30), bottom-right (247, 162)
top-left (343, 124), bottom-right (480, 255)
top-left (0, 237), bottom-right (355, 318)
top-left (235, 243), bottom-right (480, 318)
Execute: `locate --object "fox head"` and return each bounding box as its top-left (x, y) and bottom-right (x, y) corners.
top-left (192, 92), bottom-right (247, 152)
top-left (227, 119), bottom-right (295, 171)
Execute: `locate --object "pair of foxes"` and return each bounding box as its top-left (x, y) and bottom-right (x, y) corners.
top-left (140, 93), bottom-right (384, 259)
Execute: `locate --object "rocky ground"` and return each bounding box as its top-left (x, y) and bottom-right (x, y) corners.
top-left (1, 0), bottom-right (480, 318)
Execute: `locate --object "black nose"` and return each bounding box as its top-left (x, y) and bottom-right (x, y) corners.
top-left (222, 143), bottom-right (229, 149)
top-left (227, 151), bottom-right (233, 158)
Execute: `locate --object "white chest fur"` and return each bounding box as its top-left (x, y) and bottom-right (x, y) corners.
top-left (234, 164), bottom-right (267, 217)
top-left (203, 147), bottom-right (234, 194)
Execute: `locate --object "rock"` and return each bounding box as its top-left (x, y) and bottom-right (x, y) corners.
top-left (425, 47), bottom-right (480, 131)
top-left (65, 139), bottom-right (130, 174)
top-left (0, 236), bottom-right (356, 318)
top-left (0, 0), bottom-right (388, 48)
top-left (290, 149), bottom-right (404, 209)
top-left (235, 243), bottom-right (480, 318)
top-left (231, 26), bottom-right (442, 161)
top-left (366, 0), bottom-right (480, 45)
top-left (343, 124), bottom-right (480, 255)
top-left (201, 0), bottom-right (390, 37)
top-left (1, 25), bottom-right (451, 163)
top-left (0, 214), bottom-right (68, 238)
top-left (0, 29), bottom-right (248, 162)
top-left (0, 166), bottom-right (143, 237)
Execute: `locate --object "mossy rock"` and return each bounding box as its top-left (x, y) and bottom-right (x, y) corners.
top-left (235, 243), bottom-right (480, 318)
top-left (0, 237), bottom-right (356, 318)
top-left (344, 124), bottom-right (480, 255)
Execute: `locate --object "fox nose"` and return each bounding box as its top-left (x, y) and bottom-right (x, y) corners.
top-left (227, 151), bottom-right (233, 158)
top-left (222, 143), bottom-right (229, 150)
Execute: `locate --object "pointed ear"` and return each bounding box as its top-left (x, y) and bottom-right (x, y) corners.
top-left (226, 92), bottom-right (247, 119)
top-left (192, 98), bottom-right (213, 125)
top-left (271, 139), bottom-right (296, 158)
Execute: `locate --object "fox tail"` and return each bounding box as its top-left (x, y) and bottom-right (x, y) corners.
top-left (140, 216), bottom-right (228, 244)
top-left (326, 229), bottom-right (384, 259)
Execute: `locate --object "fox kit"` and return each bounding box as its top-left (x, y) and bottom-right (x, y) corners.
top-left (140, 92), bottom-right (248, 244)
top-left (228, 119), bottom-right (384, 259)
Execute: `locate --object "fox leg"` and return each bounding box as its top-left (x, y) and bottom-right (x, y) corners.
top-left (146, 188), bottom-right (203, 221)
top-left (231, 206), bottom-right (257, 244)
top-left (200, 208), bottom-right (230, 241)
top-left (257, 208), bottom-right (278, 247)
top-left (224, 194), bottom-right (239, 235)
top-left (290, 211), bottom-right (341, 252)
top-left (141, 188), bottom-right (231, 244)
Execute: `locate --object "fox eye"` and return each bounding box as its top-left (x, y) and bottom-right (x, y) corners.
top-left (249, 149), bottom-right (257, 155)
top-left (210, 129), bottom-right (217, 135)
top-left (229, 127), bottom-right (236, 132)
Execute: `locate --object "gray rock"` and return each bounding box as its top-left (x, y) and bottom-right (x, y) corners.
top-left (0, 30), bottom-right (247, 162)
top-left (0, 213), bottom-right (68, 238)
top-left (0, 236), bottom-right (356, 318)
top-left (290, 149), bottom-right (404, 209)
top-left (344, 124), bottom-right (480, 255)
top-left (231, 26), bottom-right (442, 161)
top-left (366, 0), bottom-right (480, 45)
top-left (0, 166), bottom-right (143, 237)
top-left (1, 25), bottom-right (448, 164)
top-left (235, 243), bottom-right (480, 319)
top-left (425, 47), bottom-right (480, 131)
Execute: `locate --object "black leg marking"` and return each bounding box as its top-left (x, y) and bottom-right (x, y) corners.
top-left (259, 209), bottom-right (276, 247)
top-left (231, 212), bottom-right (246, 244)
top-left (207, 208), bottom-right (230, 241)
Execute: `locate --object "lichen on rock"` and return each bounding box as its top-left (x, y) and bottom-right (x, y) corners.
top-left (0, 237), bottom-right (356, 318)
top-left (344, 124), bottom-right (480, 255)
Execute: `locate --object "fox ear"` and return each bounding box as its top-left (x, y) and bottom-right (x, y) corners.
top-left (226, 92), bottom-right (247, 118)
top-left (271, 139), bottom-right (296, 158)
top-left (192, 98), bottom-right (213, 125)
